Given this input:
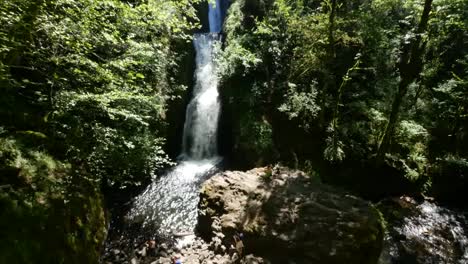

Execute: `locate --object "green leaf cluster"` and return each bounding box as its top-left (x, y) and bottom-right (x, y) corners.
top-left (1, 0), bottom-right (200, 187)
top-left (0, 0), bottom-right (200, 262)
top-left (221, 0), bottom-right (467, 189)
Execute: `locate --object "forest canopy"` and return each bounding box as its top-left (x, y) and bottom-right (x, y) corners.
top-left (219, 0), bottom-right (467, 198)
top-left (0, 0), bottom-right (467, 263)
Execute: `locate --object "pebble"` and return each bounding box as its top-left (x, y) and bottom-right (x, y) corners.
top-left (103, 235), bottom-right (266, 264)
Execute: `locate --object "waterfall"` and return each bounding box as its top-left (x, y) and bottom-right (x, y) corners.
top-left (124, 2), bottom-right (225, 239)
top-left (181, 33), bottom-right (221, 160)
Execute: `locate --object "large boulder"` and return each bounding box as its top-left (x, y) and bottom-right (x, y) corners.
top-left (198, 166), bottom-right (384, 264)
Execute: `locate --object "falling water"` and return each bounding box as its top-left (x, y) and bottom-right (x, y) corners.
top-left (124, 4), bottom-right (224, 239)
top-left (181, 33), bottom-right (221, 160)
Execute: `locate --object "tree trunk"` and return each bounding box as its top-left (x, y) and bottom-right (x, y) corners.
top-left (327, 0), bottom-right (337, 59)
top-left (377, 0), bottom-right (433, 161)
top-left (377, 79), bottom-right (411, 159)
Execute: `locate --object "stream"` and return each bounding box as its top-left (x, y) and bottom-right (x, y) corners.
top-left (378, 198), bottom-right (468, 264)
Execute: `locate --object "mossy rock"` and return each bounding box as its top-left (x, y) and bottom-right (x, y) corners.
top-left (0, 138), bottom-right (107, 264)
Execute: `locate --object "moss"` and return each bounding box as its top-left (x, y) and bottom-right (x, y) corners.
top-left (0, 183), bottom-right (107, 264)
top-left (0, 137), bottom-right (107, 264)
top-left (261, 166), bottom-right (273, 181)
top-left (374, 206), bottom-right (388, 233)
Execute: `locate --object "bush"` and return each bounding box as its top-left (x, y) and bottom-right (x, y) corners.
top-left (431, 155), bottom-right (468, 204)
top-left (0, 137), bottom-right (107, 264)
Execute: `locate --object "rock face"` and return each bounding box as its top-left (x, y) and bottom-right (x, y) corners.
top-left (378, 197), bottom-right (468, 264)
top-left (198, 166), bottom-right (384, 264)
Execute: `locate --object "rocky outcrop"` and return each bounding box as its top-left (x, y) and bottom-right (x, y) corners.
top-left (198, 166), bottom-right (384, 264)
top-left (378, 197), bottom-right (468, 264)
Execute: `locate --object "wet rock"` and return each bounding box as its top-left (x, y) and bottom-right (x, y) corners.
top-left (148, 240), bottom-right (157, 249)
top-left (241, 254), bottom-right (267, 264)
top-left (138, 247), bottom-right (147, 258)
top-left (198, 166), bottom-right (384, 264)
top-left (160, 243), bottom-right (168, 250)
top-left (157, 257), bottom-right (171, 264)
top-left (378, 197), bottom-right (468, 264)
top-left (158, 250), bottom-right (168, 258)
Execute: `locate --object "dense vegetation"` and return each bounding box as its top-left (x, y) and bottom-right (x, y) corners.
top-left (219, 0), bottom-right (467, 200)
top-left (0, 0), bottom-right (467, 262)
top-left (0, 0), bottom-right (200, 263)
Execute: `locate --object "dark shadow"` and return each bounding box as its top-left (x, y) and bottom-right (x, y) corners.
top-left (214, 167), bottom-right (383, 264)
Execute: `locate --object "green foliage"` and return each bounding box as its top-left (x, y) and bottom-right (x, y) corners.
top-left (0, 137), bottom-right (68, 198)
top-left (0, 0), bottom-right (200, 261)
top-left (236, 113), bottom-right (276, 166)
top-left (222, 0), bottom-right (467, 194)
top-left (278, 82), bottom-right (321, 130)
top-left (391, 120), bottom-right (430, 181)
top-left (0, 137), bottom-right (106, 264)
top-left (430, 154), bottom-right (468, 202)
top-left (0, 0), bottom-right (200, 187)
top-left (53, 90), bottom-right (173, 186)
top-left (261, 165), bottom-right (273, 182)
top-left (218, 0), bottom-right (261, 78)
top-left (324, 57), bottom-right (362, 162)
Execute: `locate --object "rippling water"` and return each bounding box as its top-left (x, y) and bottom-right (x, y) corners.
top-left (379, 200), bottom-right (468, 264)
top-left (125, 158), bottom-right (222, 236)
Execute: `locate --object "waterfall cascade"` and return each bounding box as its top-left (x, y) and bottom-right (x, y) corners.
top-left (125, 2), bottom-right (225, 238)
top-left (181, 33), bottom-right (221, 160)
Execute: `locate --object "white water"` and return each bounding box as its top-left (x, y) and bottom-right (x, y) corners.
top-left (125, 5), bottom-right (223, 238)
top-left (379, 201), bottom-right (468, 264)
top-left (126, 158), bottom-right (220, 235)
top-left (181, 33), bottom-right (221, 160)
